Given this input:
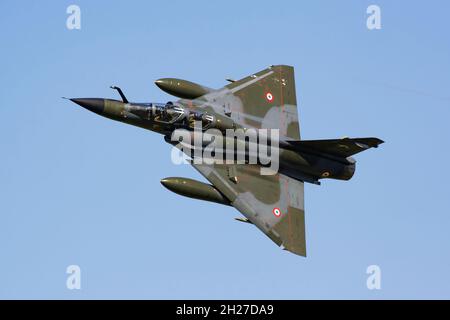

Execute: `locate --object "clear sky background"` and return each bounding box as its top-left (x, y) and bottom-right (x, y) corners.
top-left (1, 1), bottom-right (449, 299)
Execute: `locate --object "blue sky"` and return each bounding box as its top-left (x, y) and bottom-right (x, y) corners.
top-left (1, 0), bottom-right (449, 299)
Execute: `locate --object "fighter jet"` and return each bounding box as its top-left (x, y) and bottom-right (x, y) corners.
top-left (68, 65), bottom-right (383, 256)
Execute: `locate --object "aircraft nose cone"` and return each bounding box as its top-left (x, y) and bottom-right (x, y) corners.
top-left (70, 98), bottom-right (105, 114)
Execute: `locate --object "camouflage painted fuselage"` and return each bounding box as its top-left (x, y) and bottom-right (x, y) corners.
top-left (70, 65), bottom-right (383, 256)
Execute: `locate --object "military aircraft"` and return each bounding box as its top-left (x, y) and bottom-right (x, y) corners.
top-left (68, 65), bottom-right (383, 256)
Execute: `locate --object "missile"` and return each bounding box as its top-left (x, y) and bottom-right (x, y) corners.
top-left (160, 177), bottom-right (230, 206)
top-left (154, 78), bottom-right (211, 99)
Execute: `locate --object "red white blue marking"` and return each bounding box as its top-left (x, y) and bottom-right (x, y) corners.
top-left (272, 207), bottom-right (281, 217)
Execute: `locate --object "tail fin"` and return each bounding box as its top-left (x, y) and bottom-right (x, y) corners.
top-left (288, 137), bottom-right (384, 158)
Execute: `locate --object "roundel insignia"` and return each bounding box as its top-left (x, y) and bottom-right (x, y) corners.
top-left (272, 207), bottom-right (282, 217)
top-left (266, 92), bottom-right (274, 102)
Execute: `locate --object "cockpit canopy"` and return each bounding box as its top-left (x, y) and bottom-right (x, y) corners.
top-left (128, 102), bottom-right (186, 124)
top-left (127, 101), bottom-right (234, 131)
top-left (152, 103), bottom-right (185, 124)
